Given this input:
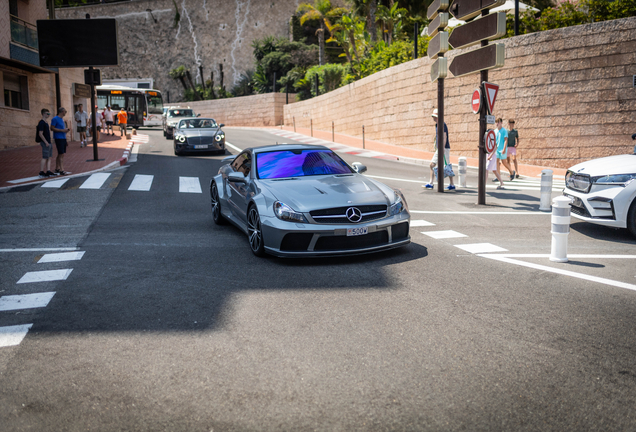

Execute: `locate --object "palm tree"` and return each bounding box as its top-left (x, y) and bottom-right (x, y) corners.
top-left (297, 0), bottom-right (348, 65)
top-left (327, 11), bottom-right (364, 64)
top-left (347, 0), bottom-right (379, 43)
top-left (376, 3), bottom-right (409, 46)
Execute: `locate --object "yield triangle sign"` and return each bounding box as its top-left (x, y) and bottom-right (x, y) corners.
top-left (483, 82), bottom-right (499, 114)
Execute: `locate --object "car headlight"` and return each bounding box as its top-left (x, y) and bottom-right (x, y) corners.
top-left (565, 171), bottom-right (591, 193)
top-left (176, 134), bottom-right (186, 143)
top-left (592, 173), bottom-right (636, 186)
top-left (215, 134), bottom-right (225, 141)
top-left (389, 190), bottom-right (408, 216)
top-left (273, 201), bottom-right (307, 223)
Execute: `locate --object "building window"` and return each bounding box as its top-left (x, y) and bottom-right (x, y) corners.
top-left (3, 72), bottom-right (29, 110)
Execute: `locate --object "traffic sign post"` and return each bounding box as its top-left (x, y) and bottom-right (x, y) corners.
top-left (483, 81), bottom-right (499, 114)
top-left (448, 12), bottom-right (507, 49)
top-left (449, 0), bottom-right (505, 21)
top-left (428, 12), bottom-right (449, 38)
top-left (471, 88), bottom-right (481, 114)
top-left (485, 129), bottom-right (496, 153)
top-left (427, 31), bottom-right (449, 60)
top-left (449, 43), bottom-right (505, 77)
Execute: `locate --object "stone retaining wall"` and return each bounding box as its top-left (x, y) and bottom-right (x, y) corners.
top-left (283, 17), bottom-right (636, 169)
top-left (187, 93), bottom-right (295, 127)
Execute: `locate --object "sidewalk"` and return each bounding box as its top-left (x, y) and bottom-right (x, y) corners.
top-left (0, 133), bottom-right (134, 189)
top-left (259, 125), bottom-right (568, 179)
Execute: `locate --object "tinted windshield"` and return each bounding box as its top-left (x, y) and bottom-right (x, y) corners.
top-left (256, 149), bottom-right (353, 179)
top-left (169, 109), bottom-right (194, 117)
top-left (146, 94), bottom-right (163, 114)
top-left (178, 119), bottom-right (218, 129)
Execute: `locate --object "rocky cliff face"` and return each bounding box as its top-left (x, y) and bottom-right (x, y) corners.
top-left (57, 0), bottom-right (302, 101)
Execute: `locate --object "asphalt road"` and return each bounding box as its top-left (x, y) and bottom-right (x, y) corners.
top-left (0, 127), bottom-right (635, 431)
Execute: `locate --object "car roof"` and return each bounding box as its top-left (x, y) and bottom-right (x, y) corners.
top-left (249, 144), bottom-right (331, 154)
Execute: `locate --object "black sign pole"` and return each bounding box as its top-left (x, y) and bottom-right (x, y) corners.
top-left (437, 58), bottom-right (445, 193)
top-left (477, 11), bottom-right (489, 205)
top-left (88, 67), bottom-right (98, 161)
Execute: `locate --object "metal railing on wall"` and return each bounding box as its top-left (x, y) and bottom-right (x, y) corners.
top-left (10, 16), bottom-right (38, 50)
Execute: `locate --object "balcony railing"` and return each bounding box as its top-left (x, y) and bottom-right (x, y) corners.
top-left (10, 15), bottom-right (38, 51)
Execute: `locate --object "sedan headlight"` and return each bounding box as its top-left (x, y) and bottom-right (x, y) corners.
top-left (565, 171), bottom-right (591, 193)
top-left (389, 190), bottom-right (408, 216)
top-left (592, 174), bottom-right (636, 186)
top-left (273, 201), bottom-right (307, 223)
top-left (176, 134), bottom-right (186, 143)
top-left (215, 133), bottom-right (225, 142)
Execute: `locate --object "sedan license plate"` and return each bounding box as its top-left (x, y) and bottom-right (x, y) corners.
top-left (194, 145), bottom-right (208, 149)
top-left (347, 227), bottom-right (368, 236)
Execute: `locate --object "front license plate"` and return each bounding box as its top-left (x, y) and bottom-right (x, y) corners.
top-left (347, 227), bottom-right (368, 236)
top-left (194, 145), bottom-right (208, 149)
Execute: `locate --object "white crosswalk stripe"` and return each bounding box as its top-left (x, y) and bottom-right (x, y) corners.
top-left (179, 176), bottom-right (202, 193)
top-left (0, 292), bottom-right (56, 312)
top-left (41, 178), bottom-right (70, 189)
top-left (128, 174), bottom-right (154, 191)
top-left (17, 269), bottom-right (73, 284)
top-left (80, 173), bottom-right (111, 189)
top-left (0, 324), bottom-right (33, 348)
top-left (38, 251), bottom-right (85, 263)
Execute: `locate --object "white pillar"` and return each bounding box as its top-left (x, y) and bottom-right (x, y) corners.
top-left (458, 157), bottom-right (467, 188)
top-left (539, 169), bottom-right (553, 211)
top-left (550, 196), bottom-right (572, 263)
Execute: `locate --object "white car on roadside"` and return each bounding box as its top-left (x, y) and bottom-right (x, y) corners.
top-left (563, 152), bottom-right (636, 237)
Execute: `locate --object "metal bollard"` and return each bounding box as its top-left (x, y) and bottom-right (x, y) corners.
top-left (539, 169), bottom-right (553, 211)
top-left (550, 196), bottom-right (572, 262)
top-left (362, 125), bottom-right (365, 149)
top-left (293, 116), bottom-right (296, 132)
top-left (310, 119), bottom-right (313, 137)
top-left (458, 157), bottom-right (467, 188)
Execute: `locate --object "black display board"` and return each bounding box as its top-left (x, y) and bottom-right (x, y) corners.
top-left (37, 19), bottom-right (119, 67)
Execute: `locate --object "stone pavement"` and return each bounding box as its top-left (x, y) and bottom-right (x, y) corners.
top-left (256, 125), bottom-right (568, 179)
top-left (0, 133), bottom-right (134, 189)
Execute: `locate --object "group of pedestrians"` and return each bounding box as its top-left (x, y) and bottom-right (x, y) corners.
top-left (422, 109), bottom-right (521, 191)
top-left (36, 104), bottom-right (128, 178)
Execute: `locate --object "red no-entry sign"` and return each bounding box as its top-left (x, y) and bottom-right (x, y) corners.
top-left (471, 88), bottom-right (481, 114)
top-left (485, 129), bottom-right (496, 153)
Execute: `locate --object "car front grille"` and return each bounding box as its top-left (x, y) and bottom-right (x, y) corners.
top-left (187, 136), bottom-right (216, 145)
top-left (570, 204), bottom-right (590, 218)
top-left (310, 205), bottom-right (387, 224)
top-left (314, 231), bottom-right (389, 251)
top-left (392, 222), bottom-right (409, 240)
top-left (280, 233), bottom-right (314, 251)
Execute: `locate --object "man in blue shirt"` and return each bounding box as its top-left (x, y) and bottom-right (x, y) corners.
top-left (495, 118), bottom-right (514, 182)
top-left (50, 107), bottom-right (70, 175)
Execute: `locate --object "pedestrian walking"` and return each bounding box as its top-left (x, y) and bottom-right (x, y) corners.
top-left (50, 107), bottom-right (70, 175)
top-left (506, 119), bottom-right (520, 179)
top-left (423, 109), bottom-right (455, 190)
top-left (103, 105), bottom-right (115, 135)
top-left (37, 108), bottom-right (55, 178)
top-left (117, 107), bottom-right (128, 137)
top-left (495, 118), bottom-right (514, 182)
top-left (90, 108), bottom-right (102, 143)
top-left (74, 104), bottom-right (89, 148)
top-left (486, 133), bottom-right (505, 189)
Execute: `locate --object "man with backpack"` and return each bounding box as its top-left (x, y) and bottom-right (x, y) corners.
top-left (36, 108), bottom-right (55, 178)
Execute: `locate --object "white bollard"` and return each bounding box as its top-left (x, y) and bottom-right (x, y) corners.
top-left (458, 157), bottom-right (467, 188)
top-left (550, 196), bottom-right (572, 263)
top-left (539, 169), bottom-right (553, 211)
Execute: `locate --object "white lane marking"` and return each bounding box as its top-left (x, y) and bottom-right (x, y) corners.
top-left (480, 254), bottom-right (636, 292)
top-left (79, 173), bottom-right (111, 189)
top-left (128, 174), bottom-right (154, 191)
top-left (498, 254), bottom-right (636, 259)
top-left (422, 230), bottom-right (468, 239)
top-left (224, 141), bottom-right (242, 152)
top-left (7, 176), bottom-right (40, 184)
top-left (366, 174), bottom-right (427, 184)
top-left (487, 185), bottom-right (563, 191)
top-left (410, 210), bottom-right (548, 215)
top-left (179, 176), bottom-right (202, 193)
top-left (0, 247), bottom-right (79, 253)
top-left (41, 178), bottom-right (70, 188)
top-left (38, 251), bottom-right (85, 263)
top-left (0, 324), bottom-right (33, 348)
top-left (17, 269), bottom-right (73, 284)
top-left (455, 243), bottom-right (508, 254)
top-left (410, 220), bottom-right (436, 227)
top-left (0, 292), bottom-right (56, 311)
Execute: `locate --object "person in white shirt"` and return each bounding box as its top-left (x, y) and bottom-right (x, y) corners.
top-left (74, 104), bottom-right (89, 147)
top-left (103, 105), bottom-right (115, 135)
top-left (90, 109), bottom-right (103, 144)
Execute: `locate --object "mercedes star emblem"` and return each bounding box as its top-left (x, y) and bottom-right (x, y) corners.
top-left (346, 207), bottom-right (362, 223)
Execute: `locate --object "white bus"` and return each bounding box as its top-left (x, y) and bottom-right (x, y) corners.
top-left (96, 85), bottom-right (164, 127)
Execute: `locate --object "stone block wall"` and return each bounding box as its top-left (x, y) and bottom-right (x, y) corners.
top-left (284, 17), bottom-right (636, 169)
top-left (186, 93), bottom-right (296, 127)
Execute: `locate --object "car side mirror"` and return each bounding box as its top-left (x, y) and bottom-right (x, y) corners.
top-left (219, 124), bottom-right (225, 128)
top-left (352, 162), bottom-right (367, 174)
top-left (228, 172), bottom-right (247, 183)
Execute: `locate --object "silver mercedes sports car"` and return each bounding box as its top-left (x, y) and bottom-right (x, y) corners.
top-left (209, 144), bottom-right (411, 257)
top-left (173, 117), bottom-right (225, 156)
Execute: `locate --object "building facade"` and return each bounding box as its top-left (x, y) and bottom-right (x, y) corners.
top-left (0, 0), bottom-right (87, 150)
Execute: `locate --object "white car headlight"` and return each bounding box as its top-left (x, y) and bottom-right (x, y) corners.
top-left (565, 171), bottom-right (592, 193)
top-left (176, 135), bottom-right (186, 143)
top-left (273, 201), bottom-right (307, 223)
top-left (215, 134), bottom-right (225, 141)
top-left (592, 174), bottom-right (636, 186)
top-left (389, 190), bottom-right (408, 216)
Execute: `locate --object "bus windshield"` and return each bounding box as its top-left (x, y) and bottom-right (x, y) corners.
top-left (146, 94), bottom-right (163, 114)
